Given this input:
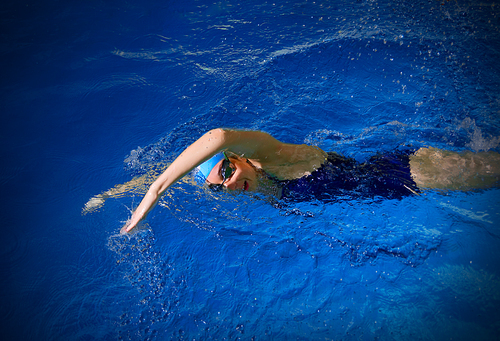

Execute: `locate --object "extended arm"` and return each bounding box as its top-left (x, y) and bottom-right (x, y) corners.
top-left (122, 128), bottom-right (285, 233)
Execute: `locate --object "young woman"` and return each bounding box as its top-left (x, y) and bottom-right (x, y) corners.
top-left (82, 128), bottom-right (500, 233)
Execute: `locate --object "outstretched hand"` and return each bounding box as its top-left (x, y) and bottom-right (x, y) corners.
top-left (120, 217), bottom-right (137, 234)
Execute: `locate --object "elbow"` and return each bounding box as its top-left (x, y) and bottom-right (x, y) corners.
top-left (207, 128), bottom-right (228, 140)
top-left (204, 128), bottom-right (231, 149)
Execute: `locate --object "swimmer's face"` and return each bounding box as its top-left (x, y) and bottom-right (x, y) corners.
top-left (206, 156), bottom-right (257, 192)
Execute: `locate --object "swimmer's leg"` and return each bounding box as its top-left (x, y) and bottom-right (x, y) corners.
top-left (409, 147), bottom-right (500, 190)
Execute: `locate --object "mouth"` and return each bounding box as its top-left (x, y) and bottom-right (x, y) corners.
top-left (244, 181), bottom-right (249, 191)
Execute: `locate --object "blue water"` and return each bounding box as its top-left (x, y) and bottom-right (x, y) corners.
top-left (1, 0), bottom-right (500, 340)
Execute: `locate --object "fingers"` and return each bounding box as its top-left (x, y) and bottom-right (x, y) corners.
top-left (121, 221), bottom-right (135, 234)
top-left (120, 225), bottom-right (129, 235)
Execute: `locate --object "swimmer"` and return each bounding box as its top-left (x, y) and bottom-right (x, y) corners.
top-left (83, 128), bottom-right (500, 233)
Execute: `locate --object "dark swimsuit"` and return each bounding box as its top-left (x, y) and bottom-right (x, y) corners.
top-left (271, 150), bottom-right (419, 202)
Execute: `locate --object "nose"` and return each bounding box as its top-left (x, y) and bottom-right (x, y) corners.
top-left (222, 160), bottom-right (240, 191)
top-left (223, 180), bottom-right (236, 191)
top-left (223, 176), bottom-right (238, 191)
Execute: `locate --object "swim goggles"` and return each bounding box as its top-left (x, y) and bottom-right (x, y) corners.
top-left (208, 152), bottom-right (235, 191)
top-left (195, 152), bottom-right (235, 189)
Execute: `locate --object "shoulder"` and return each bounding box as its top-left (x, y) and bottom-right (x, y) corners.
top-left (213, 128), bottom-right (328, 180)
top-left (258, 144), bottom-right (328, 180)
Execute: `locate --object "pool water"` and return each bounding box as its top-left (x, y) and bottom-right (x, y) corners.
top-left (1, 0), bottom-right (500, 340)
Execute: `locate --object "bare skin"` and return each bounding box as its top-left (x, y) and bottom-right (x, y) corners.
top-left (410, 147), bottom-right (500, 190)
top-left (118, 129), bottom-right (326, 233)
top-left (82, 129), bottom-right (500, 234)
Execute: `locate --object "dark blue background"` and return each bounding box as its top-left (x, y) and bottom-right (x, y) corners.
top-left (1, 0), bottom-right (500, 340)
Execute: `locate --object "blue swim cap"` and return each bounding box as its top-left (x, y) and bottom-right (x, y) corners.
top-left (196, 152), bottom-right (225, 183)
